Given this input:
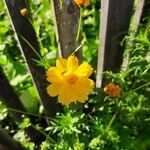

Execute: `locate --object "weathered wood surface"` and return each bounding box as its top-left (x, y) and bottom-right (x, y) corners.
top-left (52, 0), bottom-right (81, 60)
top-left (4, 0), bottom-right (60, 117)
top-left (132, 0), bottom-right (145, 32)
top-left (0, 66), bottom-right (25, 122)
top-left (0, 127), bottom-right (23, 150)
top-left (0, 66), bottom-right (45, 146)
top-left (122, 0), bottom-right (145, 71)
top-left (96, 0), bottom-right (134, 88)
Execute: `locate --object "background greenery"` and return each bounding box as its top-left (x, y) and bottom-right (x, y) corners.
top-left (0, 0), bottom-right (150, 149)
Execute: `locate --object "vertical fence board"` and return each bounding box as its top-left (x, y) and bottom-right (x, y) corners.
top-left (96, 0), bottom-right (134, 88)
top-left (132, 0), bottom-right (145, 32)
top-left (52, 0), bottom-right (81, 60)
top-left (0, 67), bottom-right (25, 122)
top-left (0, 66), bottom-right (45, 146)
top-left (0, 128), bottom-right (23, 150)
top-left (122, 0), bottom-right (145, 71)
top-left (4, 0), bottom-right (59, 117)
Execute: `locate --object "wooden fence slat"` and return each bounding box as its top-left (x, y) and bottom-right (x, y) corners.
top-left (131, 0), bottom-right (145, 32)
top-left (0, 66), bottom-right (45, 146)
top-left (52, 0), bottom-right (82, 60)
top-left (96, 0), bottom-right (134, 88)
top-left (4, 0), bottom-right (60, 117)
top-left (0, 66), bottom-right (25, 122)
top-left (122, 0), bottom-right (145, 71)
top-left (0, 128), bottom-right (23, 150)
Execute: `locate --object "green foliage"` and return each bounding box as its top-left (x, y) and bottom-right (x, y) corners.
top-left (13, 130), bottom-right (35, 150)
top-left (0, 0), bottom-right (150, 150)
top-left (20, 87), bottom-right (39, 113)
top-left (82, 0), bottom-right (100, 69)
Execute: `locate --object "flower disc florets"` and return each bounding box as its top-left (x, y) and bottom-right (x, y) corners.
top-left (46, 55), bottom-right (94, 105)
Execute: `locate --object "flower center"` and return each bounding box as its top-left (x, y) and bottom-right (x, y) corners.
top-left (67, 74), bottom-right (78, 84)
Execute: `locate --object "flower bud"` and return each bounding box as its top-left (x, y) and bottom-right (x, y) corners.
top-left (20, 8), bottom-right (28, 17)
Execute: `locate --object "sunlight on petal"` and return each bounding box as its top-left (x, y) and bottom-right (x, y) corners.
top-left (76, 62), bottom-right (93, 77)
top-left (56, 58), bottom-right (67, 71)
top-left (46, 67), bottom-right (63, 83)
top-left (58, 85), bottom-right (77, 105)
top-left (67, 55), bottom-right (79, 71)
top-left (76, 77), bottom-right (95, 94)
top-left (47, 84), bottom-right (60, 97)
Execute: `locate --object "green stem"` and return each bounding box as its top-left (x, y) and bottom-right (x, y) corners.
top-left (133, 82), bottom-right (150, 92)
top-left (1, 25), bottom-right (42, 60)
top-left (106, 113), bottom-right (117, 131)
top-left (8, 107), bottom-right (55, 143)
top-left (106, 101), bottom-right (121, 131)
top-left (76, 7), bottom-right (82, 42)
top-left (31, 125), bottom-right (56, 143)
top-left (27, 17), bottom-right (44, 53)
top-left (7, 107), bottom-right (52, 120)
top-left (18, 33), bottom-right (42, 59)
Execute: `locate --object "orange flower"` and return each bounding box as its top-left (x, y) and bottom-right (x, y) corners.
top-left (104, 83), bottom-right (121, 97)
top-left (74, 0), bottom-right (90, 6)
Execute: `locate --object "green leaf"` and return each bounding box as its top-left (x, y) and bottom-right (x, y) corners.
top-left (20, 87), bottom-right (39, 113)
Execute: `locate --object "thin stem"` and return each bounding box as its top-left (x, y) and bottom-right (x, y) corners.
top-left (0, 25), bottom-right (42, 60)
top-left (106, 113), bottom-right (117, 131)
top-left (31, 125), bottom-right (56, 144)
top-left (44, 130), bottom-right (54, 146)
top-left (7, 107), bottom-right (52, 120)
top-left (76, 7), bottom-right (82, 42)
top-left (18, 33), bottom-right (42, 59)
top-left (28, 17), bottom-right (45, 53)
top-left (105, 101), bottom-right (121, 131)
top-left (133, 82), bottom-right (150, 92)
top-left (71, 44), bottom-right (83, 56)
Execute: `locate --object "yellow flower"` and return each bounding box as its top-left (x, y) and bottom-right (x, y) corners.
top-left (104, 83), bottom-right (121, 97)
top-left (74, 0), bottom-right (90, 6)
top-left (46, 55), bottom-right (94, 105)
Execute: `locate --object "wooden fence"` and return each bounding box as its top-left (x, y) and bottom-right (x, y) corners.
top-left (0, 0), bottom-right (147, 149)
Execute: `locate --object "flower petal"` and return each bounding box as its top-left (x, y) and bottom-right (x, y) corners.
top-left (75, 77), bottom-right (94, 94)
top-left (47, 84), bottom-right (60, 97)
top-left (69, 77), bottom-right (94, 103)
top-left (67, 55), bottom-right (79, 71)
top-left (76, 62), bottom-right (93, 77)
top-left (58, 84), bottom-right (77, 105)
top-left (71, 87), bottom-right (89, 103)
top-left (77, 94), bottom-right (88, 103)
top-left (56, 58), bottom-right (67, 71)
top-left (46, 67), bottom-right (63, 83)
